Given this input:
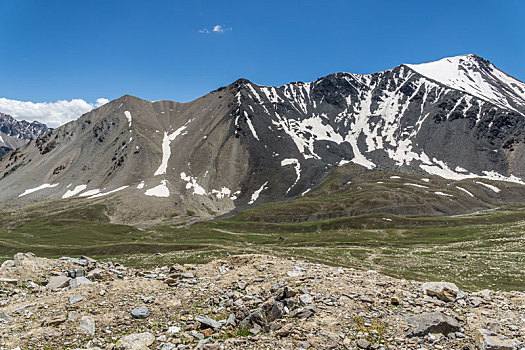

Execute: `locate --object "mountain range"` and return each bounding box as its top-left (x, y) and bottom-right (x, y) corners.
top-left (0, 112), bottom-right (49, 157)
top-left (1, 54), bottom-right (525, 224)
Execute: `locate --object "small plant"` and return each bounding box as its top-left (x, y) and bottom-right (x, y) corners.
top-left (235, 327), bottom-right (252, 337)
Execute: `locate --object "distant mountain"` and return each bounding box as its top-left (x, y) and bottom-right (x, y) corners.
top-left (0, 112), bottom-right (50, 157)
top-left (1, 54), bottom-right (525, 224)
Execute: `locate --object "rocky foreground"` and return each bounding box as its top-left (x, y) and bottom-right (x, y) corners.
top-left (0, 253), bottom-right (524, 350)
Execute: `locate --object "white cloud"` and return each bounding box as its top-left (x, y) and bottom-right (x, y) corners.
top-left (95, 98), bottom-right (109, 107)
top-left (199, 24), bottom-right (231, 34)
top-left (0, 97), bottom-right (109, 128)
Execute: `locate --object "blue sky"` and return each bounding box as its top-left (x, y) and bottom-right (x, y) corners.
top-left (0, 0), bottom-right (524, 126)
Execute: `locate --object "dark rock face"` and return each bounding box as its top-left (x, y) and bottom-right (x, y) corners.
top-left (0, 146), bottom-right (11, 158)
top-left (0, 54), bottom-right (524, 223)
top-left (405, 312), bottom-right (460, 336)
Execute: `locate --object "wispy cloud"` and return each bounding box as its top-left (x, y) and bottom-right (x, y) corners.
top-left (198, 24), bottom-right (231, 34)
top-left (0, 97), bottom-right (109, 128)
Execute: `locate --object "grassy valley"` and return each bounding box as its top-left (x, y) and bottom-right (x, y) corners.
top-left (1, 187), bottom-right (525, 291)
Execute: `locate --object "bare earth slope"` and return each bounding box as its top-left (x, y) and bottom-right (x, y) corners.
top-left (1, 54), bottom-right (525, 224)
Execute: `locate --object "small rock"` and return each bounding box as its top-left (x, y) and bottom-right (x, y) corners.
top-left (357, 338), bottom-right (371, 349)
top-left (275, 323), bottom-right (293, 337)
top-left (116, 332), bottom-right (155, 350)
top-left (360, 295), bottom-right (373, 303)
top-left (87, 268), bottom-right (104, 279)
top-left (195, 337), bottom-right (213, 349)
top-left (225, 313), bottom-right (236, 327)
top-left (286, 270), bottom-right (303, 278)
top-left (0, 312), bottom-right (12, 322)
top-left (181, 272), bottom-right (195, 279)
top-left (109, 268), bottom-right (124, 277)
top-left (195, 315), bottom-right (222, 329)
top-left (142, 296), bottom-right (155, 304)
top-left (201, 328), bottom-right (213, 337)
top-left (69, 295), bottom-right (85, 304)
top-left (26, 281), bottom-right (39, 289)
top-left (130, 306), bottom-right (150, 319)
top-left (71, 258), bottom-right (89, 267)
top-left (160, 344), bottom-right (176, 350)
top-left (45, 315), bottom-right (67, 326)
top-left (69, 277), bottom-right (93, 289)
top-left (283, 286), bottom-right (297, 298)
top-left (79, 315), bottom-right (96, 335)
top-left (237, 280), bottom-right (247, 290)
top-left (299, 294), bottom-right (314, 306)
top-left (202, 344), bottom-right (219, 350)
top-left (391, 295), bottom-right (400, 305)
top-left (81, 255), bottom-right (97, 264)
top-left (67, 269), bottom-right (86, 278)
top-left (167, 326), bottom-right (181, 335)
top-left (0, 278), bottom-right (18, 285)
top-left (46, 276), bottom-right (71, 290)
top-left (297, 340), bottom-right (311, 349)
top-left (476, 328), bottom-right (522, 350)
top-left (12, 302), bottom-right (36, 314)
top-left (290, 305), bottom-right (315, 319)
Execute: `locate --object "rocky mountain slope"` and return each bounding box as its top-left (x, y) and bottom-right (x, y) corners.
top-left (0, 112), bottom-right (49, 157)
top-left (1, 54), bottom-right (525, 223)
top-left (1, 252), bottom-right (524, 350)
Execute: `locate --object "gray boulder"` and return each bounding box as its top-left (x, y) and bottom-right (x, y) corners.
top-left (421, 282), bottom-right (459, 302)
top-left (14, 252), bottom-right (36, 267)
top-left (405, 312), bottom-right (460, 337)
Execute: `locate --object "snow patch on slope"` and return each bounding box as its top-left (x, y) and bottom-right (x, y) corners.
top-left (248, 181), bottom-right (268, 204)
top-left (90, 186), bottom-right (128, 198)
top-left (154, 123), bottom-right (190, 176)
top-left (124, 111), bottom-right (132, 127)
top-left (243, 111), bottom-right (259, 140)
top-left (145, 180), bottom-right (170, 197)
top-left (19, 183), bottom-right (59, 197)
top-left (180, 172), bottom-right (206, 196)
top-left (281, 158), bottom-right (301, 194)
top-left (79, 189), bottom-right (101, 197)
top-left (62, 184), bottom-right (87, 198)
top-left (475, 181), bottom-right (500, 193)
top-left (456, 186), bottom-right (474, 197)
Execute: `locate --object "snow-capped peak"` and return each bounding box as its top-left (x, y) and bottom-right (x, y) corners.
top-left (405, 54), bottom-right (525, 113)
